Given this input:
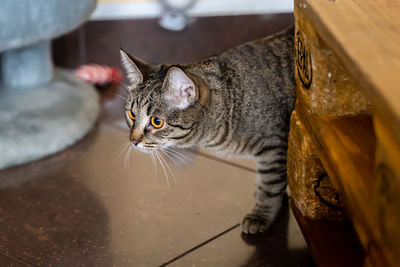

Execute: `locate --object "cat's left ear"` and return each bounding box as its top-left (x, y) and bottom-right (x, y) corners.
top-left (163, 67), bottom-right (198, 109)
top-left (120, 48), bottom-right (153, 89)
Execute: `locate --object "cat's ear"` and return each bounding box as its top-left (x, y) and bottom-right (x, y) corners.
top-left (120, 48), bottom-right (153, 89)
top-left (163, 67), bottom-right (198, 109)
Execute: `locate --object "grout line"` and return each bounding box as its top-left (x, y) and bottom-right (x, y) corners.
top-left (158, 223), bottom-right (240, 267)
top-left (192, 151), bottom-right (256, 174)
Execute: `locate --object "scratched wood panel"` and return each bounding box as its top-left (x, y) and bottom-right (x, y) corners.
top-left (294, 6), bottom-right (370, 116)
top-left (297, 0), bottom-right (400, 144)
top-left (287, 110), bottom-right (345, 220)
top-left (294, 99), bottom-right (384, 265)
top-left (372, 117), bottom-right (400, 266)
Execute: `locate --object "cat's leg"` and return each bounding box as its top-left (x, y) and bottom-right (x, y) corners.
top-left (242, 145), bottom-right (287, 234)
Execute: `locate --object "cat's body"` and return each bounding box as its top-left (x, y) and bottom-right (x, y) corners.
top-left (121, 26), bottom-right (295, 234)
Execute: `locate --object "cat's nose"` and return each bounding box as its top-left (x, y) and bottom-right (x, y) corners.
top-left (131, 139), bottom-right (140, 146)
top-left (130, 131), bottom-right (142, 146)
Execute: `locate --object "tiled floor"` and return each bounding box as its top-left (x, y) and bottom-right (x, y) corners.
top-left (0, 98), bottom-right (313, 266)
top-left (0, 14), bottom-right (316, 266)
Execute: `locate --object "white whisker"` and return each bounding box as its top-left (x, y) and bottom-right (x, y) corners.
top-left (160, 149), bottom-right (183, 169)
top-left (163, 147), bottom-right (195, 165)
top-left (150, 152), bottom-right (158, 183)
top-left (113, 79), bottom-right (131, 94)
top-left (123, 144), bottom-right (133, 169)
top-left (127, 144), bottom-right (134, 173)
top-left (155, 150), bottom-right (170, 188)
top-left (105, 92), bottom-right (128, 101)
top-left (114, 142), bottom-right (130, 165)
top-left (158, 151), bottom-right (178, 184)
top-left (123, 146), bottom-right (129, 169)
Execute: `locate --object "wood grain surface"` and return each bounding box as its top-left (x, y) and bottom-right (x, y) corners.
top-left (297, 0), bottom-right (400, 143)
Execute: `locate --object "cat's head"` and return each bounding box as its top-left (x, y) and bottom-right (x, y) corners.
top-left (120, 49), bottom-right (206, 153)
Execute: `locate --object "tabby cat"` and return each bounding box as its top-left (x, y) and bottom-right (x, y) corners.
top-left (120, 26), bottom-right (295, 234)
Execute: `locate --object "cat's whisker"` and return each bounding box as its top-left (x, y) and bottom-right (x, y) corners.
top-left (160, 149), bottom-right (182, 171)
top-left (157, 150), bottom-right (178, 185)
top-left (122, 145), bottom-right (129, 169)
top-left (150, 151), bottom-right (158, 183)
top-left (112, 79), bottom-right (131, 94)
top-left (155, 150), bottom-right (170, 189)
top-left (163, 147), bottom-right (195, 165)
top-left (160, 149), bottom-right (183, 169)
top-left (105, 92), bottom-right (129, 101)
top-left (123, 144), bottom-right (133, 169)
top-left (127, 144), bottom-right (134, 173)
top-left (114, 142), bottom-right (130, 166)
top-left (162, 150), bottom-right (189, 168)
top-left (161, 148), bottom-right (186, 168)
top-left (164, 147), bottom-right (194, 161)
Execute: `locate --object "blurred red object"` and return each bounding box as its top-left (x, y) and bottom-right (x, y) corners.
top-left (76, 64), bottom-right (123, 87)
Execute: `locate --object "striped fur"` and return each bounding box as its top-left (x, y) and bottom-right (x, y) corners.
top-left (121, 26), bottom-right (295, 234)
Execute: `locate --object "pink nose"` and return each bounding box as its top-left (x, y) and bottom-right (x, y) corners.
top-left (131, 139), bottom-right (140, 146)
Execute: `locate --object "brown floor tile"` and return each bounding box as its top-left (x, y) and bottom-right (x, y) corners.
top-left (72, 124), bottom-right (258, 266)
top-left (0, 120), bottom-right (313, 266)
top-left (0, 123), bottom-right (266, 266)
top-left (168, 202), bottom-right (313, 267)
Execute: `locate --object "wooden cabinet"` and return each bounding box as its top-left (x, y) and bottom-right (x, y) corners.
top-left (289, 0), bottom-right (400, 266)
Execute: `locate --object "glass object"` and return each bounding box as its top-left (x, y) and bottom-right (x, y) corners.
top-left (158, 0), bottom-right (197, 31)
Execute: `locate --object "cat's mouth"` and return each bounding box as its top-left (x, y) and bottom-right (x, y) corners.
top-left (131, 143), bottom-right (160, 154)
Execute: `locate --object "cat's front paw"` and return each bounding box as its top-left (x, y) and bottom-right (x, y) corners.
top-left (241, 214), bottom-right (271, 235)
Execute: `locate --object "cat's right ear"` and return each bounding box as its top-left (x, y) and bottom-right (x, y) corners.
top-left (120, 48), bottom-right (153, 89)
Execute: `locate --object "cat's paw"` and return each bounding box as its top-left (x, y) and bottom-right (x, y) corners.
top-left (241, 214), bottom-right (271, 235)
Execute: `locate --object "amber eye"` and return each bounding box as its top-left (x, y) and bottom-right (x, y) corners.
top-left (128, 110), bottom-right (135, 120)
top-left (150, 117), bottom-right (164, 129)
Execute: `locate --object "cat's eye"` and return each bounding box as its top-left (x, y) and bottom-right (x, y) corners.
top-left (128, 110), bottom-right (135, 120)
top-left (150, 117), bottom-right (164, 129)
